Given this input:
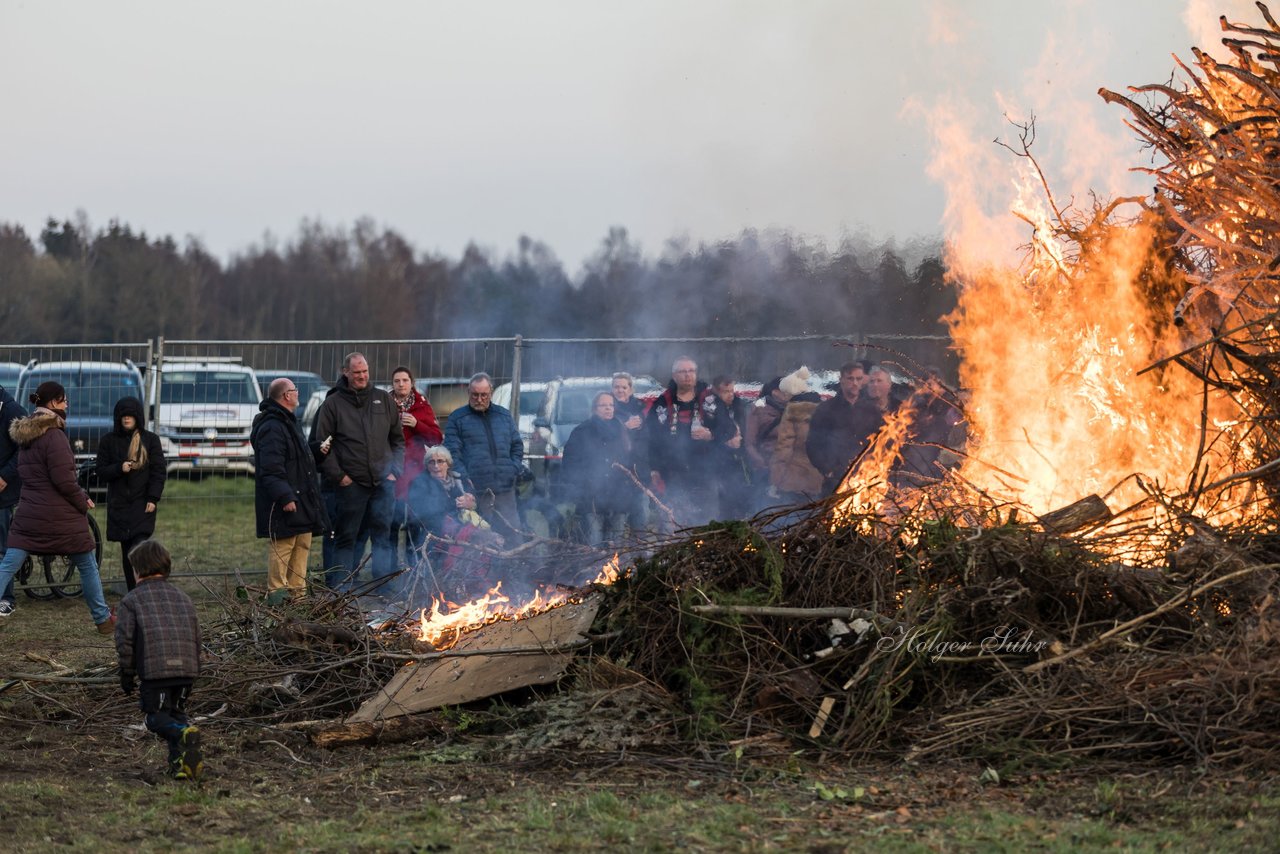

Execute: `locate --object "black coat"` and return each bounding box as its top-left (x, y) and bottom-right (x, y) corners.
top-left (407, 473), bottom-right (469, 541)
top-left (251, 399), bottom-right (327, 539)
top-left (562, 415), bottom-right (637, 514)
top-left (95, 397), bottom-right (166, 543)
top-left (0, 386), bottom-right (25, 510)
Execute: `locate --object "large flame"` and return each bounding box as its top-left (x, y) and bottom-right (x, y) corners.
top-left (415, 554), bottom-right (622, 649)
top-left (837, 37), bottom-right (1269, 542)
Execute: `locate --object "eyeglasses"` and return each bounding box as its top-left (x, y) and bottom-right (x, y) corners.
top-left (283, 388), bottom-right (299, 396)
top-left (426, 459), bottom-right (448, 466)
top-left (470, 392), bottom-right (491, 400)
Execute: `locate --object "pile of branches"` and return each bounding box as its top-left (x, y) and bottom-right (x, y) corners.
top-left (597, 498), bottom-right (1280, 770)
top-left (1101, 2), bottom-right (1280, 503)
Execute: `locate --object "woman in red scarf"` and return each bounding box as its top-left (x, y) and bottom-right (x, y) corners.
top-left (389, 366), bottom-right (442, 562)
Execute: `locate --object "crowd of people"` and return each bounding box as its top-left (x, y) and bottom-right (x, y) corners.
top-left (0, 351), bottom-right (965, 781)
top-left (251, 352), bottom-right (967, 605)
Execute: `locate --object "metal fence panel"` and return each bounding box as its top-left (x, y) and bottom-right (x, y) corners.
top-left (0, 335), bottom-right (948, 595)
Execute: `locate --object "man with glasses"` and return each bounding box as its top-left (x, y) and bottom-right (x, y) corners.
top-left (251, 378), bottom-right (328, 602)
top-left (443, 372), bottom-right (524, 542)
top-left (311, 353), bottom-right (404, 593)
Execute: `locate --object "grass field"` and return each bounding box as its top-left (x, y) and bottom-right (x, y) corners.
top-left (77, 476), bottom-right (307, 593)
top-left (1, 596), bottom-right (1278, 851)
top-left (3, 489), bottom-right (1280, 851)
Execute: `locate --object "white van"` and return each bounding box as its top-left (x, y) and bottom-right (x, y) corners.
top-left (152, 359), bottom-right (262, 474)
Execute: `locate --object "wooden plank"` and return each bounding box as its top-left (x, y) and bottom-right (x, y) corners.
top-left (349, 594), bottom-right (602, 723)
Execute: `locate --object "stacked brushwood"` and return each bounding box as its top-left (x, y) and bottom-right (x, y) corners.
top-left (1101, 2), bottom-right (1280, 505)
top-left (597, 504), bottom-right (1280, 769)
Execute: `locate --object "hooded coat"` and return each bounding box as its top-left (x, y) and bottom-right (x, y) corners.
top-left (251, 398), bottom-right (328, 539)
top-left (7, 409), bottom-right (95, 554)
top-left (0, 386), bottom-right (25, 510)
top-left (769, 399), bottom-right (824, 496)
top-left (95, 397), bottom-right (166, 542)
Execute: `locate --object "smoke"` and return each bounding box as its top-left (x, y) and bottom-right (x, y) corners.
top-left (1184, 0), bottom-right (1261, 61)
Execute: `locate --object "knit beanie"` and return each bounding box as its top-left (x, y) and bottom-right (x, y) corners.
top-left (778, 367), bottom-right (811, 398)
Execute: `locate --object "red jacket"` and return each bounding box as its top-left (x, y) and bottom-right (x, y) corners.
top-left (395, 390), bottom-right (443, 499)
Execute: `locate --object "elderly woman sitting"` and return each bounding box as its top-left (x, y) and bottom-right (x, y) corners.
top-left (406, 446), bottom-right (501, 602)
top-left (408, 446), bottom-right (476, 542)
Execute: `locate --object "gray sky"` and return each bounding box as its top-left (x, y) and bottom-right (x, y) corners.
top-left (0, 1), bottom-right (1248, 273)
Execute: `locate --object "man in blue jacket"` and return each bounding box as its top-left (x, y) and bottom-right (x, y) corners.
top-left (0, 385), bottom-right (25, 615)
top-left (444, 373), bottom-right (524, 543)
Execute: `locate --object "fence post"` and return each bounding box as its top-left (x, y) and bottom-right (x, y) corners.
top-left (143, 338), bottom-right (156, 431)
top-left (152, 336), bottom-right (165, 427)
top-left (511, 334), bottom-right (523, 423)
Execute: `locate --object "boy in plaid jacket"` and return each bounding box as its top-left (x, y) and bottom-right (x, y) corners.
top-left (114, 539), bottom-right (204, 779)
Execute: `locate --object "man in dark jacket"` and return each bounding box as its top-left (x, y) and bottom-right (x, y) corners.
top-left (645, 356), bottom-right (736, 529)
top-left (807, 361), bottom-right (870, 494)
top-left (444, 372), bottom-right (524, 542)
top-left (252, 377), bottom-right (328, 601)
top-left (0, 385), bottom-right (25, 613)
top-left (826, 365), bottom-right (901, 493)
top-left (310, 353), bottom-right (404, 592)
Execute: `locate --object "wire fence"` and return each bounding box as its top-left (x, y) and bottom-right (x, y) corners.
top-left (0, 334), bottom-right (948, 596)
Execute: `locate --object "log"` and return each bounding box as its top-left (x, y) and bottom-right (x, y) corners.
top-left (1038, 494), bottom-right (1112, 534)
top-left (307, 715), bottom-right (441, 748)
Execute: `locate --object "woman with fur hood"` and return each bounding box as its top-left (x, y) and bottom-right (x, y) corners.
top-left (0, 381), bottom-right (114, 632)
top-left (96, 397), bottom-right (167, 590)
top-left (768, 368), bottom-right (825, 503)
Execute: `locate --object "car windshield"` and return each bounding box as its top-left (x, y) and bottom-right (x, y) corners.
top-left (161, 371), bottom-right (258, 404)
top-left (21, 370), bottom-right (143, 418)
top-left (518, 389), bottom-right (545, 415)
top-left (555, 388), bottom-right (606, 425)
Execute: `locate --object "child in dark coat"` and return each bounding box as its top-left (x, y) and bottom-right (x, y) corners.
top-left (114, 539), bottom-right (204, 780)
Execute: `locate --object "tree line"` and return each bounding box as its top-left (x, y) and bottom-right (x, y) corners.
top-left (0, 216), bottom-right (955, 344)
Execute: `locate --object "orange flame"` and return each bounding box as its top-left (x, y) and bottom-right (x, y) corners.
top-left (414, 554), bottom-right (625, 648)
top-left (836, 72), bottom-right (1268, 550)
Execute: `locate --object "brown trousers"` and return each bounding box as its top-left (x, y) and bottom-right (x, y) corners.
top-left (267, 533), bottom-right (312, 595)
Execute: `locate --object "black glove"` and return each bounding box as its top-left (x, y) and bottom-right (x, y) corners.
top-left (119, 671), bottom-right (136, 696)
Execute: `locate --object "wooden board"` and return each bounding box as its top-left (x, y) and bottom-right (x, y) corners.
top-left (349, 594), bottom-right (602, 723)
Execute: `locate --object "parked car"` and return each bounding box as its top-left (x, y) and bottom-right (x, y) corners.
top-left (415, 377), bottom-right (474, 429)
top-left (256, 370), bottom-right (326, 405)
top-left (0, 362), bottom-right (22, 393)
top-left (301, 389), bottom-right (329, 438)
top-left (151, 359), bottom-right (261, 474)
top-left (526, 375), bottom-right (661, 500)
top-left (491, 380), bottom-right (548, 450)
top-left (17, 360), bottom-right (150, 466)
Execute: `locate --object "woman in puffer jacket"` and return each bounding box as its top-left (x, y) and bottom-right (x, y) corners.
top-left (96, 396), bottom-right (167, 590)
top-left (0, 381), bottom-right (114, 632)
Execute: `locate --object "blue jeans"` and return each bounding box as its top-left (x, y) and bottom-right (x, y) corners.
top-left (329, 480), bottom-right (395, 592)
top-left (0, 507), bottom-right (13, 604)
top-left (0, 545), bottom-right (111, 624)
